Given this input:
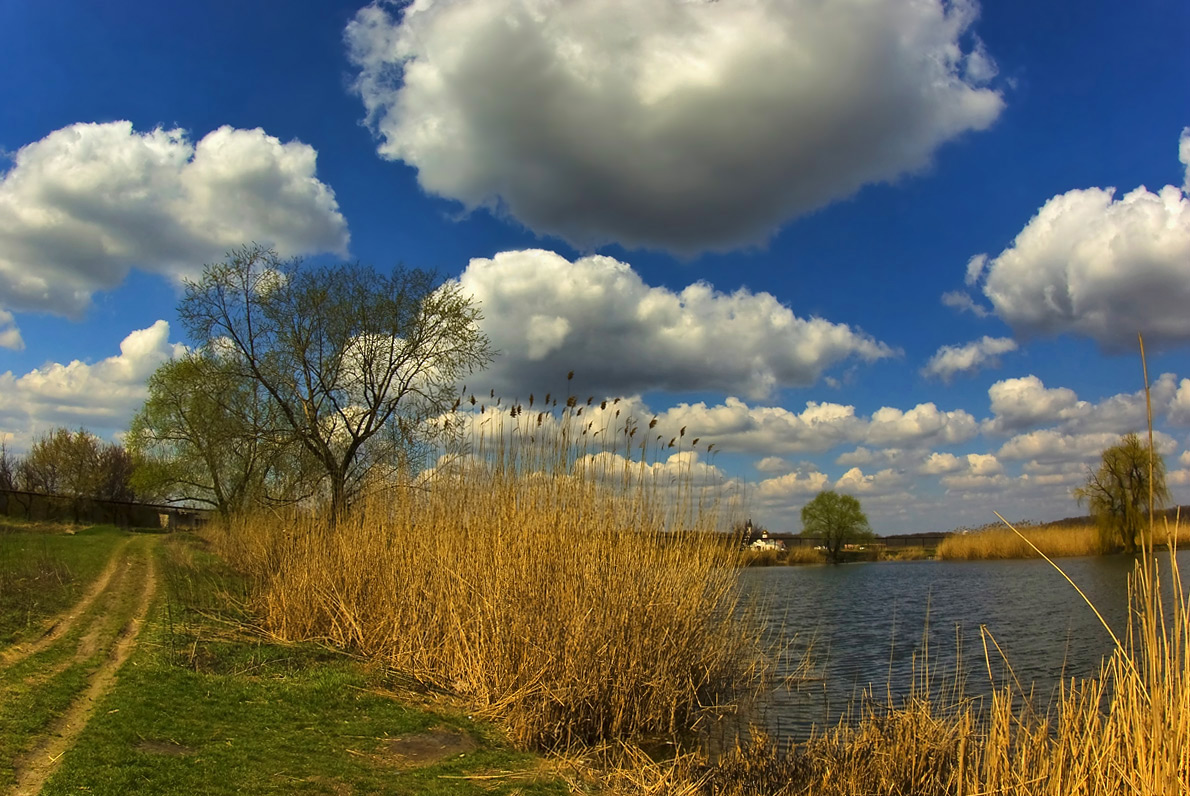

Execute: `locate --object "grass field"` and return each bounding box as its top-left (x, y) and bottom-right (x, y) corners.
top-left (0, 522), bottom-right (127, 645)
top-left (1, 526), bottom-right (571, 795)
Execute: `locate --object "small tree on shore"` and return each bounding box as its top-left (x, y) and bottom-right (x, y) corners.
top-left (1074, 432), bottom-right (1168, 554)
top-left (800, 490), bottom-right (873, 563)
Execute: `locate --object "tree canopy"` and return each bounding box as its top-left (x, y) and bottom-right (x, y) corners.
top-left (9, 428), bottom-right (137, 506)
top-left (165, 244), bottom-right (492, 524)
top-left (800, 490), bottom-right (874, 563)
top-left (128, 350), bottom-right (315, 520)
top-left (1074, 432), bottom-right (1168, 553)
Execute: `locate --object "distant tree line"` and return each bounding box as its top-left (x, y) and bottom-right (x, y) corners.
top-left (0, 428), bottom-right (138, 503)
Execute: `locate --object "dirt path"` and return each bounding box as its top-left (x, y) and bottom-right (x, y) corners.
top-left (3, 535), bottom-right (159, 796)
top-left (0, 537), bottom-right (133, 671)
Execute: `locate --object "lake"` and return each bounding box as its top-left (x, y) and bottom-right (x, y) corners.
top-left (735, 549), bottom-right (1189, 742)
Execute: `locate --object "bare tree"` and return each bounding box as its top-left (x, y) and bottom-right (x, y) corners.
top-left (177, 244), bottom-right (492, 524)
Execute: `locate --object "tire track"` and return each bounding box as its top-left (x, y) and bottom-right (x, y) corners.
top-left (7, 536), bottom-right (159, 796)
top-left (0, 537), bottom-right (133, 671)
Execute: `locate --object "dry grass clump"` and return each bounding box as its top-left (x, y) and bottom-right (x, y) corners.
top-left (782, 546), bottom-right (825, 565)
top-left (937, 524), bottom-right (1101, 560)
top-left (212, 403), bottom-right (767, 750)
top-left (741, 549), bottom-right (781, 567)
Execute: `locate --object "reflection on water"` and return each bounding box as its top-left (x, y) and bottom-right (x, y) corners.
top-left (738, 550), bottom-right (1188, 741)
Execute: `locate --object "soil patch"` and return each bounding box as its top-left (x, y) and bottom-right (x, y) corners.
top-left (377, 727), bottom-right (477, 768)
top-left (134, 739), bottom-right (195, 757)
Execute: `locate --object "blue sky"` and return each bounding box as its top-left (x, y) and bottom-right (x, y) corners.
top-left (1, 0), bottom-right (1188, 533)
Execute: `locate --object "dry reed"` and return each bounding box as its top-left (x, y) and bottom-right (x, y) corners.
top-left (938, 523), bottom-right (1103, 560)
top-left (211, 401), bottom-right (768, 750)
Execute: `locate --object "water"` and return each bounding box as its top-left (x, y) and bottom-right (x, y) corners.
top-left (737, 550), bottom-right (1189, 741)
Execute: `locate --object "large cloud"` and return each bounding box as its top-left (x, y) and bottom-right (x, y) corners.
top-left (347, 0), bottom-right (1003, 253)
top-left (961, 129), bottom-right (1190, 350)
top-left (0, 321), bottom-right (185, 449)
top-left (0, 121), bottom-right (349, 319)
top-left (457, 249), bottom-right (893, 399)
top-left (982, 375), bottom-right (1084, 434)
top-left (983, 373), bottom-right (1180, 436)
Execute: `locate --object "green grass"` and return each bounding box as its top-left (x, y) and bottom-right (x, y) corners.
top-left (0, 523), bottom-right (126, 645)
top-left (38, 533), bottom-right (568, 796)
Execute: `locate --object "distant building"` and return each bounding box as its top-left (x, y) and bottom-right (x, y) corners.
top-left (748, 528), bottom-right (786, 552)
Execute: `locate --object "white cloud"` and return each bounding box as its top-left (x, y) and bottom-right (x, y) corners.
top-left (922, 335), bottom-right (1017, 381)
top-left (997, 429), bottom-right (1176, 465)
top-left (0, 121), bottom-right (349, 318)
top-left (1170, 378), bottom-right (1190, 425)
top-left (970, 130), bottom-right (1190, 350)
top-left (983, 375), bottom-right (1084, 434)
top-left (919, 452), bottom-right (963, 475)
top-left (834, 466), bottom-right (908, 496)
top-left (653, 396), bottom-right (976, 455)
top-left (964, 253), bottom-right (987, 286)
top-left (965, 453), bottom-right (1002, 476)
top-left (0, 321), bottom-right (185, 450)
top-left (347, 0), bottom-right (1003, 253)
top-left (0, 310), bottom-right (22, 350)
top-left (754, 456), bottom-right (792, 475)
top-left (865, 403), bottom-right (979, 447)
top-left (458, 249), bottom-right (893, 399)
top-left (835, 446), bottom-right (905, 468)
top-left (754, 469), bottom-right (831, 504)
top-left (941, 289), bottom-right (990, 318)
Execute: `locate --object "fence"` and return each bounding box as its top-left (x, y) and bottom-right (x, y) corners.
top-left (0, 488), bottom-right (211, 530)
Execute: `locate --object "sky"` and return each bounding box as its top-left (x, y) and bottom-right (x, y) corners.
top-left (1, 0), bottom-right (1188, 534)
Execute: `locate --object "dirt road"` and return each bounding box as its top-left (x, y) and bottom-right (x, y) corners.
top-left (0, 533), bottom-right (159, 796)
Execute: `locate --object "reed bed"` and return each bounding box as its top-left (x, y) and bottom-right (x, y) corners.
top-left (211, 401), bottom-right (768, 750)
top-left (938, 523), bottom-right (1102, 560)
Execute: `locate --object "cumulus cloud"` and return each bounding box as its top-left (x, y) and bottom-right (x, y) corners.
top-left (1169, 378), bottom-right (1190, 425)
top-left (755, 456), bottom-right (792, 475)
top-left (921, 335), bottom-right (1017, 381)
top-left (458, 249), bottom-right (893, 399)
top-left (754, 469), bottom-right (830, 504)
top-left (920, 451), bottom-right (1000, 478)
top-left (997, 429), bottom-right (1176, 465)
top-left (0, 321), bottom-right (185, 449)
top-left (983, 375), bottom-right (1084, 434)
top-left (0, 310), bottom-right (22, 350)
top-left (919, 452), bottom-right (963, 475)
top-left (347, 0), bottom-right (1003, 253)
top-left (966, 129), bottom-right (1190, 350)
top-left (0, 121), bottom-right (348, 318)
top-left (653, 396), bottom-right (976, 455)
top-left (834, 466), bottom-right (908, 496)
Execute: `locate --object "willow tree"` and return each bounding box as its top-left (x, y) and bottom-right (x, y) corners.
top-left (800, 490), bottom-right (874, 563)
top-left (177, 244), bottom-right (492, 525)
top-left (128, 351), bottom-right (313, 520)
top-left (1074, 433), bottom-right (1168, 553)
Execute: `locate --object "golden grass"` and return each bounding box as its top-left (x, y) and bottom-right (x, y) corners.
top-left (939, 521), bottom-right (1190, 561)
top-left (938, 523), bottom-right (1103, 560)
top-left (210, 403), bottom-right (768, 751)
top-left (782, 546), bottom-right (826, 565)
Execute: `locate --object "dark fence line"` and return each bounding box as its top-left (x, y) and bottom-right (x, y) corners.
top-left (0, 488), bottom-right (212, 530)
